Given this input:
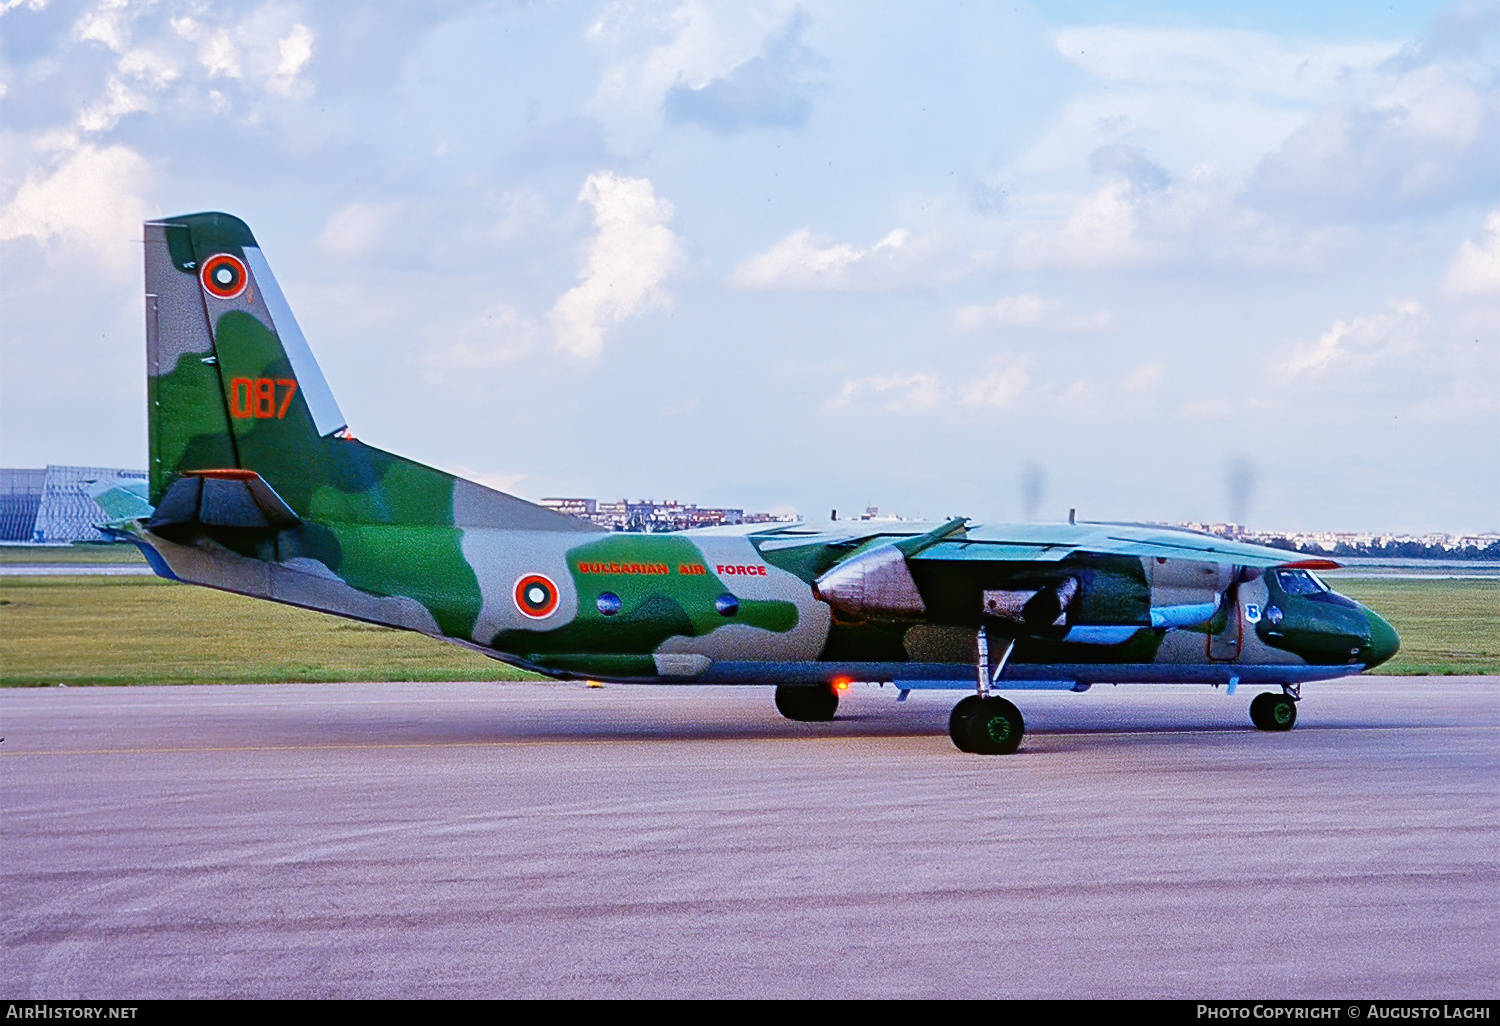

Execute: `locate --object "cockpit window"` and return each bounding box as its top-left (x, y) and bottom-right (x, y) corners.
top-left (1273, 569), bottom-right (1328, 595)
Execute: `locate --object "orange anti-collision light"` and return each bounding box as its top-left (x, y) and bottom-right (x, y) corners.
top-left (833, 677), bottom-right (852, 692)
top-left (1278, 558), bottom-right (1341, 571)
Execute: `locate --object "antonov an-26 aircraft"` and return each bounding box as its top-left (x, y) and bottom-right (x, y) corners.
top-left (115, 212), bottom-right (1400, 754)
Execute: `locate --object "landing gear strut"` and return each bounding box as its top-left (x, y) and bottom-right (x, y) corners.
top-left (774, 683), bottom-right (839, 722)
top-left (1249, 689), bottom-right (1298, 731)
top-left (949, 627), bottom-right (1025, 754)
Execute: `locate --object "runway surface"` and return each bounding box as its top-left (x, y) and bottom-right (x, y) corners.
top-left (0, 565), bottom-right (155, 576)
top-left (3, 677), bottom-right (1497, 999)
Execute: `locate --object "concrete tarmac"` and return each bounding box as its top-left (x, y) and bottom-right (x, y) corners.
top-left (3, 677), bottom-right (1496, 999)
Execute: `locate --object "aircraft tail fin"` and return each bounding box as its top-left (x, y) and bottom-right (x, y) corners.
top-left (144, 212), bottom-right (598, 533)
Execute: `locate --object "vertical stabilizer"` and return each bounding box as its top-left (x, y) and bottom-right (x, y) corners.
top-left (146, 212), bottom-right (346, 503)
top-left (144, 212), bottom-right (600, 535)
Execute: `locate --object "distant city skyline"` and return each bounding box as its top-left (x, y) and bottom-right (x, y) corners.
top-left (3, 463), bottom-right (1495, 545)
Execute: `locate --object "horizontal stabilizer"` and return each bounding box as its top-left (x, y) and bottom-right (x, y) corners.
top-left (87, 478), bottom-right (154, 525)
top-left (149, 469), bottom-right (301, 531)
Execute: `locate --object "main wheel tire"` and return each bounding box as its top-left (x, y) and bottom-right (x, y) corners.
top-left (1249, 691), bottom-right (1274, 729)
top-left (1250, 691), bottom-right (1297, 732)
top-left (774, 683), bottom-right (839, 722)
top-left (948, 695), bottom-right (982, 751)
top-left (962, 696), bottom-right (1025, 755)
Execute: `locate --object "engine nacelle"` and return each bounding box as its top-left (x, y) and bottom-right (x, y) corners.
top-left (813, 544), bottom-right (927, 620)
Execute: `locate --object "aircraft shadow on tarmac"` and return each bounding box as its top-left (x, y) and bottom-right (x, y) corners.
top-left (250, 704), bottom-right (1394, 750)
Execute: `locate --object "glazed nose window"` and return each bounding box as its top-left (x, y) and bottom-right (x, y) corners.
top-left (1273, 569), bottom-right (1327, 595)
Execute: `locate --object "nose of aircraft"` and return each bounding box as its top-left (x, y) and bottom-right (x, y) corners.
top-left (1364, 608), bottom-right (1401, 670)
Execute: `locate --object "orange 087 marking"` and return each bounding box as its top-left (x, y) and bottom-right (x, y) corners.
top-left (229, 377), bottom-right (298, 420)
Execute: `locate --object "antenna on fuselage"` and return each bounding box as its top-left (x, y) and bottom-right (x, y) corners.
top-left (1069, 508), bottom-right (1076, 525)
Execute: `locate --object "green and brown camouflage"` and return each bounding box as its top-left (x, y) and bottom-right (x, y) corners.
top-left (123, 212), bottom-right (1399, 741)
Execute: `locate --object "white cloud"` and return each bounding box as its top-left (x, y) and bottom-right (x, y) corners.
top-left (1007, 27), bottom-right (1401, 194)
top-left (74, 0), bottom-right (133, 53)
top-left (588, 0), bottom-right (805, 137)
top-left (1008, 162), bottom-right (1355, 274)
top-left (1278, 301), bottom-right (1428, 378)
top-left (118, 49), bottom-right (180, 88)
top-left (170, 6), bottom-right (314, 94)
top-left (76, 75), bottom-right (149, 132)
top-left (425, 303), bottom-right (541, 378)
top-left (826, 356), bottom-right (1032, 415)
top-left (1054, 27), bottom-right (1399, 103)
top-left (954, 293), bottom-right (1112, 333)
top-left (959, 355), bottom-right (1033, 409)
top-left (549, 171), bottom-right (683, 359)
top-left (270, 22), bottom-right (314, 95)
top-left (1059, 362), bottom-right (1163, 420)
top-left (1013, 180), bottom-right (1151, 271)
top-left (1250, 62), bottom-right (1499, 217)
top-left (199, 28), bottom-right (243, 79)
top-left (826, 372), bottom-right (947, 414)
top-left (315, 201), bottom-right (398, 260)
top-left (0, 143), bottom-right (150, 272)
top-left (1444, 210), bottom-right (1500, 297)
top-left (731, 227), bottom-right (945, 291)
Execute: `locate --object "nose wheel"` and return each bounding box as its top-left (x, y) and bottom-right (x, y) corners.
top-left (951, 695), bottom-right (1026, 754)
top-left (1249, 691), bottom-right (1297, 731)
top-left (949, 627), bottom-right (1026, 753)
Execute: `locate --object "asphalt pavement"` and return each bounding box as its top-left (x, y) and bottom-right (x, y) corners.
top-left (3, 676), bottom-right (1496, 998)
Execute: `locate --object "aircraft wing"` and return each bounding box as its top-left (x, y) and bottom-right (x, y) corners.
top-left (916, 522), bottom-right (1331, 569)
top-left (807, 517), bottom-right (1333, 629)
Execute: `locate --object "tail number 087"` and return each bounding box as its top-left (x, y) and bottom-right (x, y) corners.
top-left (229, 377), bottom-right (298, 419)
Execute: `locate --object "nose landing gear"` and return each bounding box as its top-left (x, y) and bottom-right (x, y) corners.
top-left (949, 627), bottom-right (1026, 754)
top-left (952, 695), bottom-right (1026, 754)
top-left (1249, 688), bottom-right (1298, 731)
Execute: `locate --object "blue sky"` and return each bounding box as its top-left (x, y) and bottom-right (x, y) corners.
top-left (1, 0), bottom-right (1496, 533)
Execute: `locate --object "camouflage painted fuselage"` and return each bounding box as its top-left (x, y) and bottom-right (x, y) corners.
top-left (131, 213), bottom-right (1399, 691)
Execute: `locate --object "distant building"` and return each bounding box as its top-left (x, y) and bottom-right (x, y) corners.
top-left (540, 496), bottom-right (792, 532)
top-left (0, 466), bottom-right (146, 543)
top-left (0, 468), bottom-right (46, 541)
top-left (1179, 521), bottom-right (1500, 557)
top-left (538, 497), bottom-right (597, 518)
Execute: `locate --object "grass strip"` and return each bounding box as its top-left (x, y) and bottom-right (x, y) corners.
top-left (1333, 579), bottom-right (1499, 675)
top-left (1, 576), bottom-right (541, 686)
top-left (0, 543), bottom-right (146, 564)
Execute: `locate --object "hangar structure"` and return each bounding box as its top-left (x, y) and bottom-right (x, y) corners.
top-left (0, 465), bottom-right (146, 543)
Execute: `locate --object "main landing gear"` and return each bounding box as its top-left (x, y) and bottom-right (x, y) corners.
top-left (949, 627), bottom-right (1026, 754)
top-left (1249, 687), bottom-right (1298, 731)
top-left (774, 682), bottom-right (839, 722)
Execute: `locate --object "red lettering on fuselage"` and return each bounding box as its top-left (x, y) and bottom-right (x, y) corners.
top-left (678, 564), bottom-right (707, 576)
top-left (715, 564), bottom-right (768, 576)
top-left (577, 561), bottom-right (670, 576)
